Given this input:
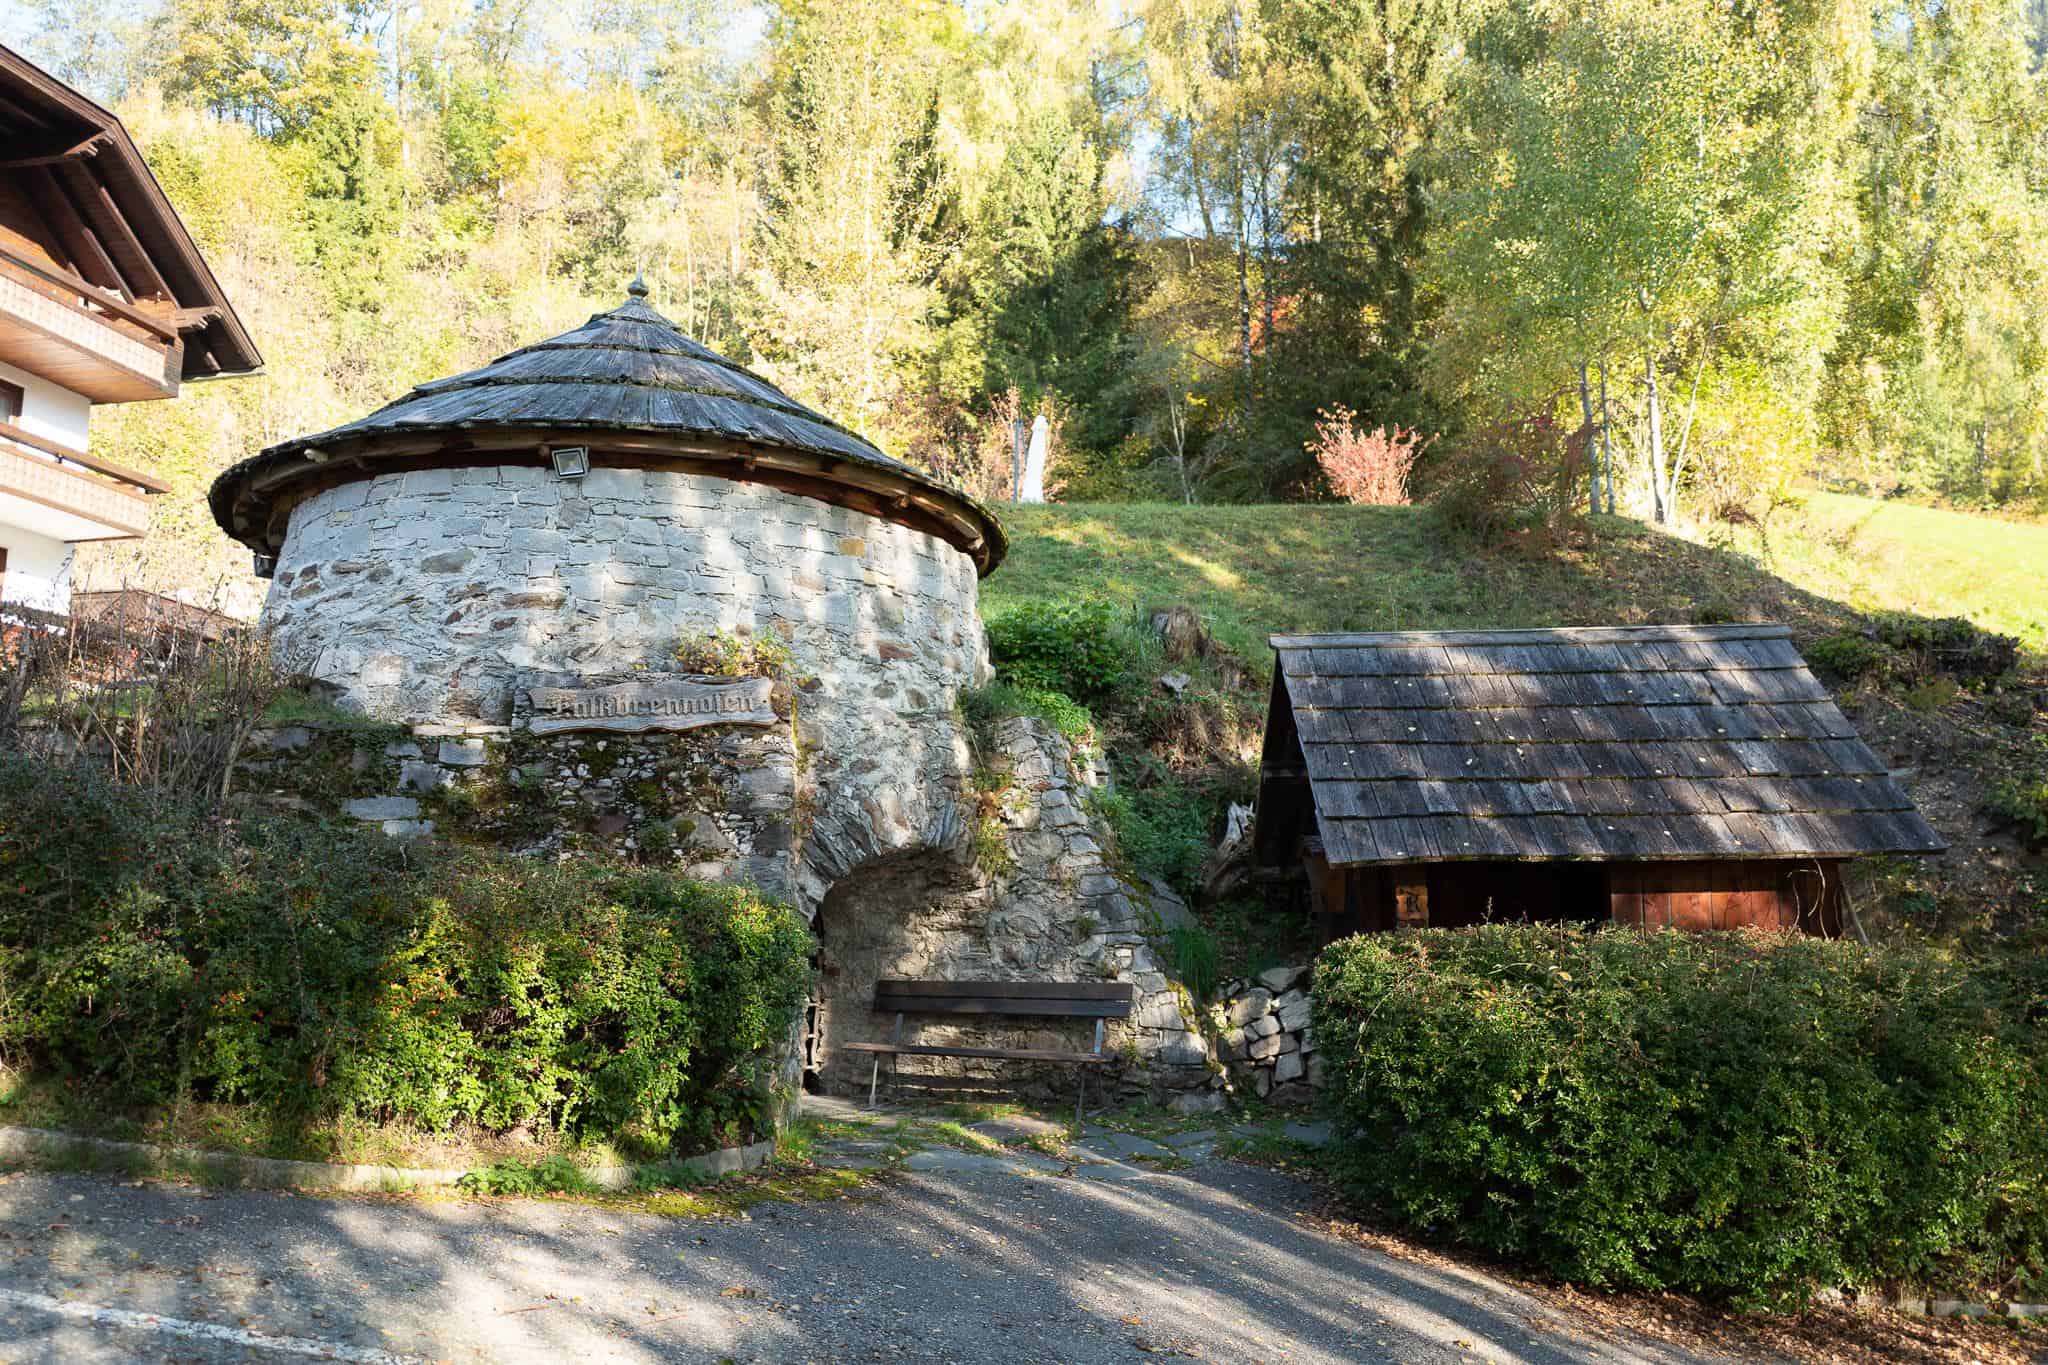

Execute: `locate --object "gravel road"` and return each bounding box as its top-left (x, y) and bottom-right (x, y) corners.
top-left (0, 1160), bottom-right (1724, 1363)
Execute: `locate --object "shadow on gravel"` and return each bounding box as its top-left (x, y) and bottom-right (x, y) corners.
top-left (0, 1163), bottom-right (1714, 1363)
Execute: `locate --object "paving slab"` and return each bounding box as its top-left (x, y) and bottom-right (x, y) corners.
top-left (1073, 1132), bottom-right (1176, 1162)
top-left (966, 1114), bottom-right (1070, 1145)
top-left (1162, 1128), bottom-right (1221, 1151)
top-left (902, 1148), bottom-right (1064, 1177)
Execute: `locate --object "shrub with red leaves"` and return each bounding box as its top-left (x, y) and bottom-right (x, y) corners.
top-left (1307, 406), bottom-right (1428, 506)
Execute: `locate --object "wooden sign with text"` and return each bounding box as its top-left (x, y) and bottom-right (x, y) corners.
top-left (524, 675), bottom-right (777, 736)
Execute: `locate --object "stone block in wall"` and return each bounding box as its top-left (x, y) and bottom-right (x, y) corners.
top-left (1150, 1031), bottom-right (1210, 1067)
top-left (346, 796), bottom-right (419, 821)
top-left (438, 739), bottom-right (489, 766)
top-left (1275, 990), bottom-right (1313, 1032)
top-left (1225, 989), bottom-right (1272, 1027)
top-left (1273, 1051), bottom-right (1306, 1085)
top-left (1247, 1031), bottom-right (1287, 1061)
top-left (1134, 995), bottom-right (1189, 1031)
top-left (1259, 964), bottom-right (1307, 993)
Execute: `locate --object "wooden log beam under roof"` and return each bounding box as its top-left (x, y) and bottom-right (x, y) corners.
top-left (0, 128), bottom-right (111, 170)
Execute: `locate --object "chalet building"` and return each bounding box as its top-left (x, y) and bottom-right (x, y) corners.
top-left (0, 43), bottom-right (259, 618)
top-left (1253, 624), bottom-right (1945, 938)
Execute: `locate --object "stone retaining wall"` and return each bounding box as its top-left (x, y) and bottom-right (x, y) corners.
top-left (1210, 968), bottom-right (1320, 1106)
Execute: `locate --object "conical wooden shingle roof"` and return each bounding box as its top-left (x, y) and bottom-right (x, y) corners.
top-left (210, 280), bottom-right (1005, 572)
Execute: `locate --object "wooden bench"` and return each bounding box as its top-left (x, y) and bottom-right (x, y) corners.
top-left (841, 979), bottom-right (1137, 1120)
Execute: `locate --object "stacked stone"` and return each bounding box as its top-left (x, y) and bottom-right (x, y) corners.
top-left (1213, 965), bottom-right (1318, 1105)
top-left (242, 718), bottom-right (801, 900)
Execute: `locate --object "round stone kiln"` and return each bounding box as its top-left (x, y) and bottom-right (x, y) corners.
top-left (212, 285), bottom-right (1226, 1109)
top-left (210, 279), bottom-right (1003, 728)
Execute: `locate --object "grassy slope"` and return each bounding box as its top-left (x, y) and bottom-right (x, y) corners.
top-left (1773, 492), bottom-right (2048, 648)
top-left (982, 494), bottom-right (2047, 655)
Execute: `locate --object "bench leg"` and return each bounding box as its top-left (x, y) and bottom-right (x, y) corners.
top-left (869, 1055), bottom-right (881, 1109)
top-left (1076, 1067), bottom-right (1086, 1126)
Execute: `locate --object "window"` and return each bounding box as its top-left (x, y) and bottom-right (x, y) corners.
top-left (0, 380), bottom-right (21, 423)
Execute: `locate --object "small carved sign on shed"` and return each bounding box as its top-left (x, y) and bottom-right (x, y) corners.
top-left (525, 675), bottom-right (776, 736)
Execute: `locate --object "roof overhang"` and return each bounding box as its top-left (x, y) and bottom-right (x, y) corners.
top-left (208, 426), bottom-right (1009, 577)
top-left (0, 43), bottom-right (261, 383)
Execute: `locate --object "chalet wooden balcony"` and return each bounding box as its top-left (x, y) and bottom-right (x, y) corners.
top-left (0, 418), bottom-right (161, 540)
top-left (0, 242), bottom-right (182, 403)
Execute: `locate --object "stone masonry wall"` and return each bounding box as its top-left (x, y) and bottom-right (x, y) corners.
top-left (263, 465), bottom-right (990, 913)
top-left (1210, 967), bottom-right (1320, 1106)
top-left (812, 716), bottom-right (1225, 1110)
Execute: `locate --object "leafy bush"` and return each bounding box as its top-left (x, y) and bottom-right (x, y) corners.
top-left (1805, 631), bottom-right (1885, 681)
top-left (1429, 412), bottom-right (1590, 551)
top-left (985, 598), bottom-right (1142, 702)
top-left (1869, 612), bottom-right (2019, 686)
top-left (458, 1156), bottom-right (598, 1197)
top-left (0, 756), bottom-right (812, 1155)
top-left (1314, 926), bottom-right (2047, 1303)
top-left (1093, 751), bottom-right (1217, 898)
top-left (959, 682), bottom-right (1096, 748)
top-left (1807, 614), bottom-right (2020, 688)
top-left (1307, 406), bottom-right (1427, 505)
top-left (1988, 762), bottom-right (2048, 847)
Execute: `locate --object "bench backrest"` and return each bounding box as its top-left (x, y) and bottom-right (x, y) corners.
top-left (873, 979), bottom-right (1135, 1019)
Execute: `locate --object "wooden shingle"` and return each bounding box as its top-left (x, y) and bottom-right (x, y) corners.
top-left (1264, 624), bottom-right (1946, 866)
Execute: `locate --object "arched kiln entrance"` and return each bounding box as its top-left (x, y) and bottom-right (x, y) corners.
top-left (807, 846), bottom-right (1111, 1104)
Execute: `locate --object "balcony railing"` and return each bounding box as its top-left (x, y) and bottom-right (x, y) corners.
top-left (0, 420), bottom-right (155, 539)
top-left (0, 242), bottom-right (180, 402)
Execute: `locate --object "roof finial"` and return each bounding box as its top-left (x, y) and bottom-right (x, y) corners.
top-left (627, 272), bottom-right (650, 299)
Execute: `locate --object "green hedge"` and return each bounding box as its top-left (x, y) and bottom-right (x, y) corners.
top-left (0, 757), bottom-right (811, 1155)
top-left (1313, 925), bottom-right (2048, 1303)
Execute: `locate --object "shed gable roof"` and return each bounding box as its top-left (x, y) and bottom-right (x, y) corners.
top-left (1267, 624), bottom-right (1945, 866)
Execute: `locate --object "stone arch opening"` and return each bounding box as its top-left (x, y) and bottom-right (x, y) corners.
top-left (807, 845), bottom-right (1111, 1105)
top-left (807, 846), bottom-right (982, 1098)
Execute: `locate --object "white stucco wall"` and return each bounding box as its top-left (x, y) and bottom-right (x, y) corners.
top-left (0, 358), bottom-right (92, 452)
top-left (0, 523), bottom-right (74, 613)
top-left (0, 358), bottom-right (95, 616)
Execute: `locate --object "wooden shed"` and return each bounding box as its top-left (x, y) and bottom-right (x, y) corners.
top-left (1253, 624), bottom-right (1945, 938)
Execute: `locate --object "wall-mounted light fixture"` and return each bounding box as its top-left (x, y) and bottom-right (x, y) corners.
top-left (550, 445), bottom-right (591, 480)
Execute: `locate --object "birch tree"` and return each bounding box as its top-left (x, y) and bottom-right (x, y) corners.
top-left (1429, 0), bottom-right (1856, 522)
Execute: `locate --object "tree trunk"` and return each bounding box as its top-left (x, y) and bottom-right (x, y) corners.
top-left (1577, 360), bottom-right (1599, 515)
top-left (1645, 347), bottom-right (1668, 524)
top-left (1598, 352), bottom-right (1616, 514)
top-left (1258, 138), bottom-right (1275, 364)
top-left (1236, 153), bottom-right (1254, 471)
